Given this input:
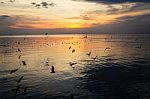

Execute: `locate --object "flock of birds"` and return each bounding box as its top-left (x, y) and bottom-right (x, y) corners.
top-left (5, 34), bottom-right (113, 98)
top-left (0, 33), bottom-right (143, 99)
top-left (9, 47), bottom-right (27, 96)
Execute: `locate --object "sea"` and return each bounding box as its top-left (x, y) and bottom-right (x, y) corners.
top-left (0, 34), bottom-right (150, 99)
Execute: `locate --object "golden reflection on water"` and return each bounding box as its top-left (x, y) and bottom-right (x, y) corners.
top-left (0, 34), bottom-right (150, 99)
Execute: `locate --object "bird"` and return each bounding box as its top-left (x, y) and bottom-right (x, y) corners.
top-left (51, 65), bottom-right (55, 73)
top-left (69, 62), bottom-right (77, 66)
top-left (17, 48), bottom-right (21, 52)
top-left (21, 61), bottom-right (27, 66)
top-left (91, 56), bottom-right (97, 60)
top-left (83, 33), bottom-right (87, 38)
top-left (69, 46), bottom-right (71, 50)
top-left (17, 76), bottom-right (24, 83)
top-left (104, 47), bottom-right (110, 52)
top-left (18, 55), bottom-right (21, 59)
top-left (45, 33), bottom-right (48, 35)
top-left (31, 2), bottom-right (36, 5)
top-left (10, 69), bottom-right (19, 74)
top-left (86, 51), bottom-right (91, 56)
top-left (72, 49), bottom-right (75, 53)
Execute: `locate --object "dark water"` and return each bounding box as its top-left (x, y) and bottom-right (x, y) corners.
top-left (0, 34), bottom-right (150, 99)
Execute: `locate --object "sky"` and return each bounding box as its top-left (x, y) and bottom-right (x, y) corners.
top-left (0, 0), bottom-right (150, 35)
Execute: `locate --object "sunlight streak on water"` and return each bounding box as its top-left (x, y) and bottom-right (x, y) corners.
top-left (0, 34), bottom-right (150, 99)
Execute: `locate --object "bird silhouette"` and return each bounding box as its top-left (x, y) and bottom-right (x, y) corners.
top-left (10, 68), bottom-right (19, 74)
top-left (17, 48), bottom-right (21, 52)
top-left (72, 49), bottom-right (75, 53)
top-left (83, 33), bottom-right (87, 38)
top-left (104, 47), bottom-right (110, 52)
top-left (21, 61), bottom-right (27, 66)
top-left (17, 76), bottom-right (24, 83)
top-left (91, 56), bottom-right (97, 60)
top-left (51, 65), bottom-right (55, 73)
top-left (86, 51), bottom-right (91, 56)
top-left (69, 46), bottom-right (71, 50)
top-left (69, 62), bottom-right (77, 66)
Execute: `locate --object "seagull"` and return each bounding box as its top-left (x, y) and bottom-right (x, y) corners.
top-left (18, 55), bottom-right (21, 59)
top-left (45, 33), bottom-right (48, 35)
top-left (22, 61), bottom-right (27, 66)
top-left (17, 76), bottom-right (24, 83)
top-left (51, 65), bottom-right (55, 73)
top-left (17, 48), bottom-right (21, 52)
top-left (86, 51), bottom-right (91, 56)
top-left (69, 46), bottom-right (71, 50)
top-left (10, 68), bottom-right (19, 74)
top-left (91, 56), bottom-right (97, 60)
top-left (104, 47), bottom-right (110, 52)
top-left (72, 49), bottom-right (75, 53)
top-left (69, 62), bottom-right (77, 66)
top-left (31, 2), bottom-right (36, 5)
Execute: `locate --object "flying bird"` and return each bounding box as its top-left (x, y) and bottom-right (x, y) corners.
top-left (31, 2), bottom-right (36, 5)
top-left (17, 48), bottom-right (21, 52)
top-left (17, 76), bottom-right (24, 83)
top-left (18, 55), bottom-right (21, 59)
top-left (69, 62), bottom-right (77, 66)
top-left (72, 49), bottom-right (75, 53)
top-left (69, 46), bottom-right (71, 50)
top-left (104, 47), bottom-right (110, 52)
top-left (10, 68), bottom-right (19, 74)
top-left (22, 61), bottom-right (27, 66)
top-left (86, 51), bottom-right (91, 56)
top-left (91, 56), bottom-right (97, 60)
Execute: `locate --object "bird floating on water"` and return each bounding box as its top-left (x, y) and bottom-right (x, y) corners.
top-left (83, 33), bottom-right (88, 38)
top-left (51, 65), bottom-right (55, 73)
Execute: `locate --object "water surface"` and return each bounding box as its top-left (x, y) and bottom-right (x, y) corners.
top-left (0, 34), bottom-right (150, 99)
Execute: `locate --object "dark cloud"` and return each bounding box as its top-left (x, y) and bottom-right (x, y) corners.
top-left (0, 15), bottom-right (11, 20)
top-left (89, 14), bottom-right (150, 33)
top-left (73, 0), bottom-right (150, 4)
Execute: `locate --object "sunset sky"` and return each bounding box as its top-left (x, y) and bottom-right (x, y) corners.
top-left (0, 0), bottom-right (150, 35)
